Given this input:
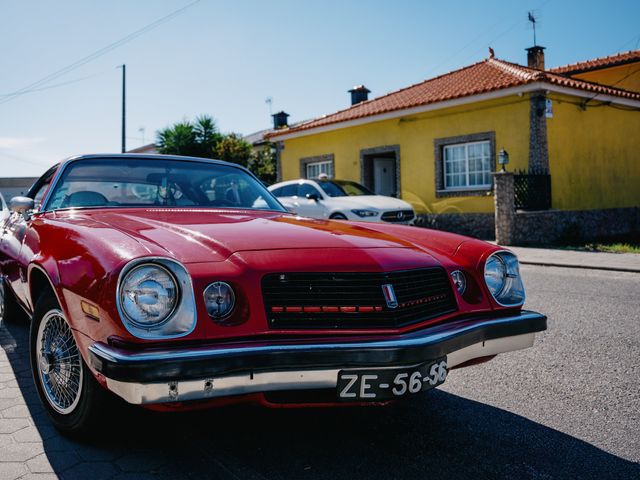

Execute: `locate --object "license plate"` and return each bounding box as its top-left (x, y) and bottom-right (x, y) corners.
top-left (337, 358), bottom-right (448, 401)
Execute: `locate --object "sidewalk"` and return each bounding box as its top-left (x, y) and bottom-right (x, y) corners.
top-left (505, 245), bottom-right (640, 273)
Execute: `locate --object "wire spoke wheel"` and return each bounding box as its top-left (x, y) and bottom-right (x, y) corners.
top-left (35, 309), bottom-right (83, 414)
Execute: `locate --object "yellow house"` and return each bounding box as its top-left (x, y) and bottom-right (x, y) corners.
top-left (268, 47), bottom-right (640, 237)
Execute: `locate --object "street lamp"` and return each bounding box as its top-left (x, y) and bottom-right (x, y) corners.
top-left (498, 148), bottom-right (509, 172)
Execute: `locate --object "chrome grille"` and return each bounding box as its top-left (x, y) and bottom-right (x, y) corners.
top-left (381, 210), bottom-right (415, 223)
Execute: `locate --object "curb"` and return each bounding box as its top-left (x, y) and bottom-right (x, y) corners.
top-left (519, 260), bottom-right (640, 274)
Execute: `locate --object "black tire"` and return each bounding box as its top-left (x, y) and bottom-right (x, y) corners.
top-left (0, 276), bottom-right (27, 324)
top-left (29, 293), bottom-right (111, 437)
top-left (329, 212), bottom-right (348, 220)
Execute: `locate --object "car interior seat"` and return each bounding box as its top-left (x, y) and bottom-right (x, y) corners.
top-left (62, 191), bottom-right (109, 208)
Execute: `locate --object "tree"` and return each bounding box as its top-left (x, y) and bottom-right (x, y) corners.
top-left (249, 144), bottom-right (277, 185)
top-left (155, 116), bottom-right (277, 184)
top-left (214, 133), bottom-right (253, 169)
top-left (193, 115), bottom-right (222, 156)
top-left (156, 120), bottom-right (197, 156)
top-left (156, 115), bottom-right (222, 158)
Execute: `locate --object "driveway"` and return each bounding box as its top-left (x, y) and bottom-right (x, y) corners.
top-left (1, 265), bottom-right (639, 479)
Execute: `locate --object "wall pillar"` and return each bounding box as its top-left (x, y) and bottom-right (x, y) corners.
top-left (275, 141), bottom-right (283, 182)
top-left (494, 171), bottom-right (515, 245)
top-left (528, 91), bottom-right (549, 174)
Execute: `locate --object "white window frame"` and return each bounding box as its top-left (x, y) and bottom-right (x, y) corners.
top-left (305, 160), bottom-right (333, 179)
top-left (443, 140), bottom-right (492, 191)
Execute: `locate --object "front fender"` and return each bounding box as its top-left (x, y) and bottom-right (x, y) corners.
top-left (27, 259), bottom-right (63, 313)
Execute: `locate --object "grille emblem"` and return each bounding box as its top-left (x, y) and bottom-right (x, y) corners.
top-left (381, 284), bottom-right (398, 309)
top-left (397, 211), bottom-right (404, 220)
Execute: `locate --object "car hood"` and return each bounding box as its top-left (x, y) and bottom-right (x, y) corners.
top-left (326, 195), bottom-right (413, 210)
top-left (66, 208), bottom-right (434, 264)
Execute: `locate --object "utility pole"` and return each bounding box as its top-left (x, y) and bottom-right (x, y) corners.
top-left (119, 64), bottom-right (126, 153)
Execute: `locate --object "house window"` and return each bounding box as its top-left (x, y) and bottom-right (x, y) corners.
top-left (300, 154), bottom-right (335, 179)
top-left (305, 160), bottom-right (333, 179)
top-left (434, 132), bottom-right (495, 197)
top-left (443, 141), bottom-right (492, 190)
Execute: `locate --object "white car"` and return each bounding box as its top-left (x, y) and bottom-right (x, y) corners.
top-left (268, 178), bottom-right (416, 223)
top-left (0, 192), bottom-right (9, 223)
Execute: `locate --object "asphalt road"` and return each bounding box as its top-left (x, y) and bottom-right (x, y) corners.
top-left (1, 265), bottom-right (638, 480)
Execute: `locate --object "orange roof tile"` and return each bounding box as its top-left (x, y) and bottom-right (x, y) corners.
top-left (549, 49), bottom-right (640, 75)
top-left (268, 57), bottom-right (640, 138)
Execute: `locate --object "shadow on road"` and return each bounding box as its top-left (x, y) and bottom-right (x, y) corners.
top-left (1, 319), bottom-right (638, 480)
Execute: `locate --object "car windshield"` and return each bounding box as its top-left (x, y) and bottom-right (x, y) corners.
top-left (317, 180), bottom-right (374, 197)
top-left (45, 158), bottom-right (285, 212)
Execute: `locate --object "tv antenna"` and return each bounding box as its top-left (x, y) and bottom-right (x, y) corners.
top-left (265, 97), bottom-right (273, 117)
top-left (528, 12), bottom-right (538, 46)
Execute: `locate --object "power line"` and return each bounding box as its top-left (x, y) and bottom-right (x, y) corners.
top-left (0, 0), bottom-right (201, 106)
top-left (0, 72), bottom-right (105, 98)
top-left (425, 0), bottom-right (552, 76)
top-left (462, 1), bottom-right (552, 65)
top-left (0, 151), bottom-right (53, 168)
top-left (576, 31), bottom-right (639, 107)
top-left (581, 66), bottom-right (640, 107)
top-left (616, 32), bottom-right (640, 52)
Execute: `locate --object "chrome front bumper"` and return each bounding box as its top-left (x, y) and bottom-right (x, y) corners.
top-left (88, 311), bottom-right (546, 405)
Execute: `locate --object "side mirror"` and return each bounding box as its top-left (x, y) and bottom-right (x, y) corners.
top-left (306, 193), bottom-right (320, 202)
top-left (9, 196), bottom-right (34, 214)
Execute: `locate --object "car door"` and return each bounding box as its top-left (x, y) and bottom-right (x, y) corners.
top-left (294, 183), bottom-right (327, 219)
top-left (270, 184), bottom-right (298, 212)
top-left (0, 167), bottom-right (56, 307)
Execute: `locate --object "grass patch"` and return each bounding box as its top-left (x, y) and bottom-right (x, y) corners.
top-left (551, 234), bottom-right (640, 254)
top-left (583, 242), bottom-right (640, 254)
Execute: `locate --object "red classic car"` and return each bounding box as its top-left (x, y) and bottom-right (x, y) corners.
top-left (0, 154), bottom-right (546, 435)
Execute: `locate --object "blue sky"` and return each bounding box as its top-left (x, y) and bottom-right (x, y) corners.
top-left (1, 0), bottom-right (639, 177)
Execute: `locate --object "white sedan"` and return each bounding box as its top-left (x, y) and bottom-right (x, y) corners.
top-left (268, 178), bottom-right (416, 223)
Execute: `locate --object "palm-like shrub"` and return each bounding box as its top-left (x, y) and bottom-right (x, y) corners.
top-left (155, 115), bottom-right (274, 184)
top-left (156, 116), bottom-right (222, 159)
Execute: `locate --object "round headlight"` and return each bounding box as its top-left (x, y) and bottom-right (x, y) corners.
top-left (204, 282), bottom-right (235, 319)
top-left (484, 254), bottom-right (507, 296)
top-left (119, 264), bottom-right (179, 327)
top-left (484, 251), bottom-right (525, 306)
top-left (450, 270), bottom-right (466, 295)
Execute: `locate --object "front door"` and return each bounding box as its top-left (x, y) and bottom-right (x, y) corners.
top-left (362, 150), bottom-right (398, 198)
top-left (373, 158), bottom-right (396, 197)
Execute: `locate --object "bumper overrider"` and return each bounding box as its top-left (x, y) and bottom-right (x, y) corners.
top-left (88, 310), bottom-right (546, 405)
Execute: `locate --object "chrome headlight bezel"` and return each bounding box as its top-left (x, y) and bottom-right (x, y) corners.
top-left (116, 258), bottom-right (197, 339)
top-left (483, 251), bottom-right (525, 307)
